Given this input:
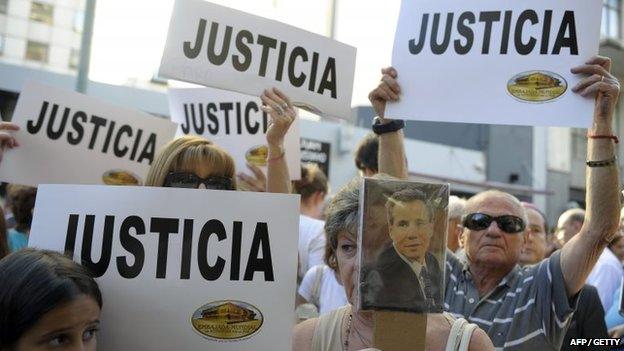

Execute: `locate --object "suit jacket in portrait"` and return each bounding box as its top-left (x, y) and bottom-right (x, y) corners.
top-left (361, 244), bottom-right (443, 313)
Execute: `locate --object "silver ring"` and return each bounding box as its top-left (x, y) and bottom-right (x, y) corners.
top-left (275, 106), bottom-right (284, 116)
top-left (281, 103), bottom-right (289, 110)
top-left (601, 75), bottom-right (605, 82)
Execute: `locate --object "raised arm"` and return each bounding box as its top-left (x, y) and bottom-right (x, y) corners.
top-left (560, 55), bottom-right (621, 297)
top-left (368, 67), bottom-right (408, 180)
top-left (261, 88), bottom-right (296, 194)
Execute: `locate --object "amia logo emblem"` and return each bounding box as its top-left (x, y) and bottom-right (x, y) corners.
top-left (507, 71), bottom-right (567, 103)
top-left (191, 300), bottom-right (263, 341)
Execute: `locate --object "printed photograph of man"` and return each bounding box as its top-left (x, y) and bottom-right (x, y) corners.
top-left (361, 187), bottom-right (443, 313)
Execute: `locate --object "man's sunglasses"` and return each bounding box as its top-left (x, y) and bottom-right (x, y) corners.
top-left (163, 172), bottom-right (234, 190)
top-left (463, 213), bottom-right (526, 234)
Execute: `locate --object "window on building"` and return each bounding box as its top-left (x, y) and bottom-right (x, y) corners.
top-left (25, 41), bottom-right (49, 62)
top-left (602, 0), bottom-right (622, 39)
top-left (30, 2), bottom-right (54, 25)
top-left (69, 48), bottom-right (80, 69)
top-left (0, 0), bottom-right (8, 14)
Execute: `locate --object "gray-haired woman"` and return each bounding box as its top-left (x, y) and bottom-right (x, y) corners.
top-left (292, 176), bottom-right (494, 351)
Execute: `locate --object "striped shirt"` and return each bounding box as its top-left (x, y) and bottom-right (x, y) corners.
top-left (444, 251), bottom-right (577, 350)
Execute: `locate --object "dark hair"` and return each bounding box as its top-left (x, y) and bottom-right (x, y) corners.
top-left (0, 249), bottom-right (103, 348)
top-left (7, 185), bottom-right (37, 233)
top-left (0, 207), bottom-right (8, 260)
top-left (292, 164), bottom-right (329, 201)
top-left (385, 188), bottom-right (431, 224)
top-left (354, 133), bottom-right (378, 174)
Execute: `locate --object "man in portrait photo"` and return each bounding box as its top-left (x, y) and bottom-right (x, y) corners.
top-left (362, 187), bottom-right (443, 313)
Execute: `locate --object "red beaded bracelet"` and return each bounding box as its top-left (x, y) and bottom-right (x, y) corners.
top-left (267, 150), bottom-right (285, 163)
top-left (587, 133), bottom-right (619, 144)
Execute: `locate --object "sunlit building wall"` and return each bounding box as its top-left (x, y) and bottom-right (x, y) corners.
top-left (0, 0), bottom-right (85, 75)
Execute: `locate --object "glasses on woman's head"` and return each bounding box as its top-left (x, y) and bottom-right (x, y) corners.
top-left (463, 213), bottom-right (526, 234)
top-left (163, 172), bottom-right (234, 190)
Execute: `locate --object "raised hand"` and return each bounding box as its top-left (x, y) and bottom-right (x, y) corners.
top-left (237, 162), bottom-right (266, 192)
top-left (368, 67), bottom-right (401, 120)
top-left (261, 87), bottom-right (296, 148)
top-left (571, 55), bottom-right (620, 126)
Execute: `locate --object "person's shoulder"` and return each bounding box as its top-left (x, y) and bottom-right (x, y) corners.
top-left (468, 326), bottom-right (495, 351)
top-left (425, 251), bottom-right (440, 265)
top-left (579, 284), bottom-right (602, 304)
top-left (376, 244), bottom-right (403, 268)
top-left (292, 317), bottom-right (318, 351)
top-left (300, 215), bottom-right (325, 232)
top-left (300, 214), bottom-right (325, 226)
top-left (602, 248), bottom-right (624, 270)
top-left (7, 228), bottom-right (26, 242)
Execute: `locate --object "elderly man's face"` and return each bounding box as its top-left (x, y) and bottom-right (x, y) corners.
top-left (388, 200), bottom-right (433, 263)
top-left (464, 196), bottom-right (526, 268)
top-left (519, 208), bottom-right (547, 265)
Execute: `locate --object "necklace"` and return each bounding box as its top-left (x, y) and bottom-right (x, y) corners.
top-left (343, 312), bottom-right (353, 351)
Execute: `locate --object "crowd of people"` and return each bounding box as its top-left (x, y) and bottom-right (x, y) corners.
top-left (0, 56), bottom-right (622, 351)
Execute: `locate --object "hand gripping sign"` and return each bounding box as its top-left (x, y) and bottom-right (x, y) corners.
top-left (0, 81), bottom-right (177, 187)
top-left (28, 184), bottom-right (299, 351)
top-left (167, 87), bottom-right (301, 180)
top-left (385, 0), bottom-right (602, 128)
top-left (159, 0), bottom-right (357, 120)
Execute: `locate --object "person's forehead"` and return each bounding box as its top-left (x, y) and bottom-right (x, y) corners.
top-left (525, 208), bottom-right (545, 228)
top-left (338, 229), bottom-right (357, 242)
top-left (393, 200), bottom-right (428, 216)
top-left (29, 295), bottom-right (100, 332)
top-left (469, 195), bottom-right (523, 216)
top-left (556, 212), bottom-right (575, 228)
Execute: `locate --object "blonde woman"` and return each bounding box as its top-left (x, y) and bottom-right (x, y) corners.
top-left (145, 88), bottom-right (295, 194)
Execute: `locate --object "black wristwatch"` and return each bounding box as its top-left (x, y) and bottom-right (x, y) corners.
top-left (372, 117), bottom-right (405, 135)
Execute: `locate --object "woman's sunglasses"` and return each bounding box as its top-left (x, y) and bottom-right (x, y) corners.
top-left (462, 213), bottom-right (526, 234)
top-left (163, 172), bottom-right (234, 190)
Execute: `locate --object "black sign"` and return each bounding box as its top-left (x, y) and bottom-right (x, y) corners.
top-left (300, 138), bottom-right (330, 176)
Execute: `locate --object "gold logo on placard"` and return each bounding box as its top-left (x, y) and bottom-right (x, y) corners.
top-left (191, 300), bottom-right (263, 341)
top-left (101, 169), bottom-right (142, 186)
top-left (507, 71), bottom-right (567, 103)
top-left (245, 145), bottom-right (268, 167)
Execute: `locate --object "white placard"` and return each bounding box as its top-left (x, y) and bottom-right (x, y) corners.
top-left (0, 81), bottom-right (177, 187)
top-left (386, 0), bottom-right (601, 128)
top-left (29, 184), bottom-right (299, 351)
top-left (168, 87), bottom-right (301, 180)
top-left (159, 0), bottom-right (357, 120)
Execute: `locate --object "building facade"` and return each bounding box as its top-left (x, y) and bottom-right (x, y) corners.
top-left (0, 0), bottom-right (85, 75)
